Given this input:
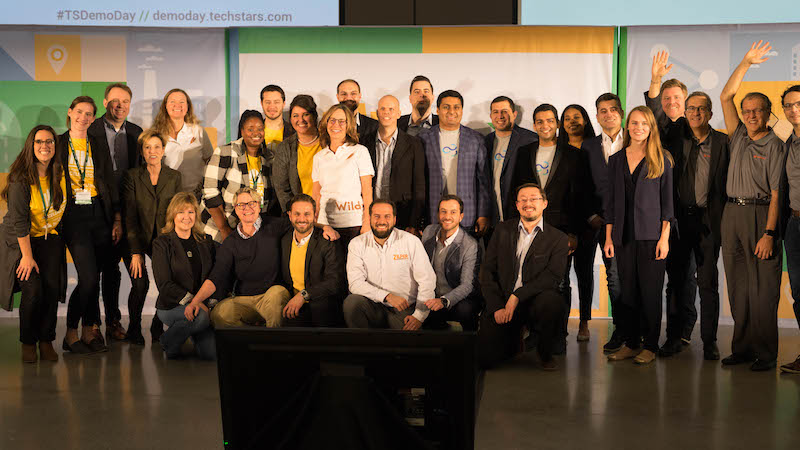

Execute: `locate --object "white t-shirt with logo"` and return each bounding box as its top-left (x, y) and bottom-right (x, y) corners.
top-left (312, 143), bottom-right (375, 227)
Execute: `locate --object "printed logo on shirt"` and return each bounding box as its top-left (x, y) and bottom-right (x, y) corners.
top-left (442, 144), bottom-right (458, 156)
top-left (336, 201), bottom-right (363, 211)
top-left (753, 155), bottom-right (766, 160)
top-left (393, 254), bottom-right (409, 260)
top-left (536, 161), bottom-right (550, 175)
top-left (494, 151), bottom-right (505, 161)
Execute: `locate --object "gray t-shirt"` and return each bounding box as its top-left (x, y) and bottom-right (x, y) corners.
top-left (786, 133), bottom-right (800, 210)
top-left (725, 123), bottom-right (784, 199)
top-left (440, 129), bottom-right (460, 195)
top-left (492, 135), bottom-right (511, 220)
top-left (536, 144), bottom-right (557, 187)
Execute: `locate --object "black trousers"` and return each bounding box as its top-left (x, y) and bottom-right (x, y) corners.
top-left (616, 239), bottom-right (666, 352)
top-left (477, 289), bottom-right (563, 368)
top-left (18, 235), bottom-right (65, 344)
top-left (94, 242), bottom-right (154, 333)
top-left (665, 209), bottom-right (720, 344)
top-left (284, 296), bottom-right (341, 328)
top-left (63, 200), bottom-right (112, 330)
top-left (573, 226), bottom-right (599, 321)
top-left (424, 297), bottom-right (482, 331)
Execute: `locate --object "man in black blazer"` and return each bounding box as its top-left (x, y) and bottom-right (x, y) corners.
top-left (484, 96), bottom-right (538, 227)
top-left (478, 183), bottom-right (569, 370)
top-left (280, 194), bottom-right (346, 327)
top-left (398, 75), bottom-right (439, 137)
top-left (646, 76), bottom-right (729, 360)
top-left (87, 83), bottom-right (145, 343)
top-left (361, 95), bottom-right (426, 234)
top-left (508, 104), bottom-right (589, 354)
top-left (337, 79), bottom-right (379, 140)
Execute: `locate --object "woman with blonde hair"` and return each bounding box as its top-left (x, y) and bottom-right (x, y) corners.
top-left (311, 103), bottom-right (374, 246)
top-left (151, 192), bottom-right (217, 360)
top-left (152, 88), bottom-right (214, 198)
top-left (603, 105), bottom-right (674, 365)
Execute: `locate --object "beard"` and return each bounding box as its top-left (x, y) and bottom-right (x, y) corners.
top-left (341, 100), bottom-right (358, 112)
top-left (415, 98), bottom-right (431, 116)
top-left (371, 225), bottom-right (393, 239)
top-left (292, 221), bottom-right (313, 234)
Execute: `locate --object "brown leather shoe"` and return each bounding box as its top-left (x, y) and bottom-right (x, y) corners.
top-left (634, 349), bottom-right (656, 364)
top-left (38, 341), bottom-right (59, 362)
top-left (780, 355), bottom-right (800, 374)
top-left (92, 325), bottom-right (106, 347)
top-left (22, 344), bottom-right (37, 363)
top-left (106, 321), bottom-right (127, 341)
top-left (577, 320), bottom-right (590, 342)
top-left (607, 345), bottom-right (641, 361)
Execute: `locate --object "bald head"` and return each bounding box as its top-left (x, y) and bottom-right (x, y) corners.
top-left (377, 95), bottom-right (401, 129)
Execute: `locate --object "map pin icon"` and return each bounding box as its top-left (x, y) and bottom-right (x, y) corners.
top-left (47, 45), bottom-right (68, 74)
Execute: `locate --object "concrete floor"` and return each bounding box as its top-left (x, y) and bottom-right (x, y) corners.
top-left (2, 318), bottom-right (800, 450)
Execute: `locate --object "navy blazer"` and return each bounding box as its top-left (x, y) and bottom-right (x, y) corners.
top-left (582, 135), bottom-right (610, 221)
top-left (421, 224), bottom-right (481, 306)
top-left (606, 151), bottom-right (674, 245)
top-left (484, 125), bottom-right (538, 224)
top-left (420, 124), bottom-right (490, 228)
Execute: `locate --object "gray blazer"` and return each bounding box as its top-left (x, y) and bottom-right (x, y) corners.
top-left (421, 224), bottom-right (481, 307)
top-left (273, 134), bottom-right (302, 212)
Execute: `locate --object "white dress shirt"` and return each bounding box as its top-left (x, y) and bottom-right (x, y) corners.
top-left (601, 130), bottom-right (624, 163)
top-left (514, 217), bottom-right (544, 291)
top-left (347, 228), bottom-right (436, 322)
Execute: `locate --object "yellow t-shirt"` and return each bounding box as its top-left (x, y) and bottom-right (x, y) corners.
top-left (246, 154), bottom-right (266, 206)
top-left (264, 126), bottom-right (284, 146)
top-left (296, 140), bottom-right (322, 196)
top-left (67, 138), bottom-right (98, 197)
top-left (290, 238), bottom-right (309, 293)
top-left (29, 175), bottom-right (67, 237)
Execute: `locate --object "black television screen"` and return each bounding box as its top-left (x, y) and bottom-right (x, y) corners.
top-left (215, 328), bottom-right (478, 450)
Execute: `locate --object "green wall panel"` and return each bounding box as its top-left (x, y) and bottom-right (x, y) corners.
top-left (238, 27), bottom-right (423, 54)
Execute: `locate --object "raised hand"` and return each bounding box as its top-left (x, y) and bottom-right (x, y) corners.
top-left (651, 50), bottom-right (673, 81)
top-left (743, 40), bottom-right (772, 65)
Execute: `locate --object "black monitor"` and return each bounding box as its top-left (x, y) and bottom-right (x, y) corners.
top-left (215, 327), bottom-right (478, 450)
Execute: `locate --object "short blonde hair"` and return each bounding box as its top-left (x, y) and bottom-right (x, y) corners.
top-left (138, 128), bottom-right (167, 154)
top-left (162, 192), bottom-right (205, 240)
top-left (660, 79), bottom-right (688, 98)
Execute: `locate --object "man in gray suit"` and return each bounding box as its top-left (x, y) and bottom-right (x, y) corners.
top-left (421, 195), bottom-right (482, 330)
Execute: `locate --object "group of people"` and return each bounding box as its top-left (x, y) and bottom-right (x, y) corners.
top-left (3, 40), bottom-right (800, 373)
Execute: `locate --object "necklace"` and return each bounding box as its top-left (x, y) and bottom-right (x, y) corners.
top-left (298, 135), bottom-right (319, 146)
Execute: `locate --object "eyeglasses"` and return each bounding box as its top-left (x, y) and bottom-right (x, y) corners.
top-left (34, 139), bottom-right (55, 146)
top-left (518, 197), bottom-right (544, 204)
top-left (328, 118), bottom-right (347, 126)
top-left (783, 101), bottom-right (800, 111)
top-left (742, 108), bottom-right (767, 117)
top-left (234, 201), bottom-right (259, 210)
top-left (686, 106), bottom-right (710, 114)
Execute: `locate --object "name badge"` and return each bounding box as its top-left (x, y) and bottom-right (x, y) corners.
top-left (75, 188), bottom-right (92, 205)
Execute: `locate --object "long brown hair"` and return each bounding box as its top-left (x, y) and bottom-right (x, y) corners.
top-left (151, 88), bottom-right (199, 138)
top-left (1, 125), bottom-right (64, 210)
top-left (318, 103), bottom-right (359, 149)
top-left (161, 191), bottom-right (205, 240)
top-left (622, 106), bottom-right (673, 179)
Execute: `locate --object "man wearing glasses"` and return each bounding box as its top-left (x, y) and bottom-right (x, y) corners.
top-left (646, 52), bottom-right (731, 361)
top-left (780, 84), bottom-right (800, 373)
top-left (719, 41), bottom-right (786, 371)
top-left (190, 187), bottom-right (293, 328)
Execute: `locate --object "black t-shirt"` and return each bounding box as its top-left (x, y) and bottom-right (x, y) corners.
top-left (179, 236), bottom-right (202, 294)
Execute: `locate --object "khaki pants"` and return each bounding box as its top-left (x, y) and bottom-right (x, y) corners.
top-left (210, 285), bottom-right (291, 328)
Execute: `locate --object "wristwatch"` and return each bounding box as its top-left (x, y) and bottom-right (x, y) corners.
top-left (764, 229), bottom-right (776, 237)
top-left (300, 289), bottom-right (310, 301)
top-left (441, 297), bottom-right (450, 308)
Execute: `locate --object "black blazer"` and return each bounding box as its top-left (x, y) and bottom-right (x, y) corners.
top-left (480, 219), bottom-right (569, 314)
top-left (58, 130), bottom-right (119, 225)
top-left (361, 129), bottom-right (426, 230)
top-left (508, 142), bottom-right (589, 235)
top-left (484, 125), bottom-right (539, 224)
top-left (606, 151), bottom-right (674, 245)
top-left (122, 165), bottom-right (183, 255)
top-left (87, 117), bottom-right (144, 172)
top-left (645, 94), bottom-right (729, 239)
top-left (356, 114), bottom-right (379, 141)
top-left (582, 135), bottom-right (610, 221)
top-left (398, 113), bottom-right (439, 133)
top-left (280, 230), bottom-right (345, 309)
top-left (152, 231), bottom-right (216, 310)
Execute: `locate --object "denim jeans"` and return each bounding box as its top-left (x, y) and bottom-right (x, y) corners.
top-left (156, 305), bottom-right (216, 360)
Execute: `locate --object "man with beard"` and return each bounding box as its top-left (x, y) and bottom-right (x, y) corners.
top-left (260, 85), bottom-right (295, 152)
top-left (343, 199), bottom-right (436, 330)
top-left (478, 184), bottom-right (569, 370)
top-left (87, 82), bottom-right (145, 343)
top-left (421, 195), bottom-right (481, 331)
top-left (361, 95), bottom-right (426, 234)
top-left (484, 96), bottom-right (538, 228)
top-left (336, 79), bottom-right (379, 140)
top-left (398, 75), bottom-right (439, 137)
top-left (280, 194), bottom-right (345, 327)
